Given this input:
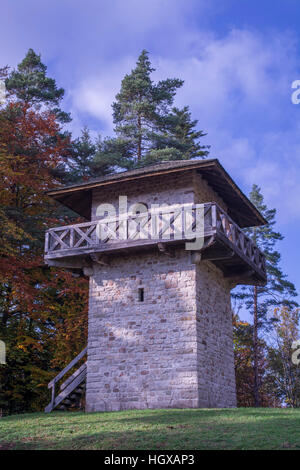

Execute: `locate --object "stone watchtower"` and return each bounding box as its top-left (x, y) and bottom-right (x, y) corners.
top-left (44, 159), bottom-right (267, 412)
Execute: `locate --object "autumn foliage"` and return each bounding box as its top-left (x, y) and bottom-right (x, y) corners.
top-left (233, 315), bottom-right (282, 407)
top-left (0, 100), bottom-right (88, 414)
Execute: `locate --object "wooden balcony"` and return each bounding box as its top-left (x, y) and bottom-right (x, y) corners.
top-left (44, 202), bottom-right (267, 285)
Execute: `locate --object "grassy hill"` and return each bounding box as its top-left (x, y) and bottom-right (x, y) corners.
top-left (0, 408), bottom-right (300, 450)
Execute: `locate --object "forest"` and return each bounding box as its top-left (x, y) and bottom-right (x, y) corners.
top-left (0, 48), bottom-right (299, 415)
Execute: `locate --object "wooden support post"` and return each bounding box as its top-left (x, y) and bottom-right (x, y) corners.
top-left (90, 253), bottom-right (110, 266)
top-left (66, 268), bottom-right (82, 278)
top-left (83, 266), bottom-right (94, 277)
top-left (190, 252), bottom-right (202, 264)
top-left (157, 242), bottom-right (174, 257)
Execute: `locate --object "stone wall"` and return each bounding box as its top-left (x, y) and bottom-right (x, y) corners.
top-left (195, 261), bottom-right (237, 407)
top-left (91, 170), bottom-right (228, 220)
top-left (193, 172), bottom-right (228, 212)
top-left (86, 248), bottom-right (199, 411)
top-left (91, 171), bottom-right (194, 220)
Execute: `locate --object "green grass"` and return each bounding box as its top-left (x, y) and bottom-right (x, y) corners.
top-left (0, 408), bottom-right (300, 450)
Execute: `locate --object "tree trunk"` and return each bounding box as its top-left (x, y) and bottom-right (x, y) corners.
top-left (253, 285), bottom-right (260, 407)
top-left (1, 285), bottom-right (11, 329)
top-left (137, 114), bottom-right (141, 161)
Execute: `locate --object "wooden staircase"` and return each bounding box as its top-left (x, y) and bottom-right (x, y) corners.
top-left (45, 347), bottom-right (87, 413)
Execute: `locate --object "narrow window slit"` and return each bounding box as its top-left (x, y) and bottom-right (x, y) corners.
top-left (138, 288), bottom-right (144, 302)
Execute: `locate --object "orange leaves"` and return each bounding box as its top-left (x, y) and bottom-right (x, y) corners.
top-left (0, 103), bottom-right (70, 194)
top-left (0, 76), bottom-right (88, 414)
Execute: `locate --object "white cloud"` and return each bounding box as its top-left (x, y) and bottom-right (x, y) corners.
top-left (152, 29), bottom-right (300, 221)
top-left (3, 1), bottom-right (299, 223)
top-left (70, 56), bottom-right (135, 133)
top-left (71, 28), bottom-right (300, 222)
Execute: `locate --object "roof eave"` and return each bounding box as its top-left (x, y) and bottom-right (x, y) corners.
top-left (47, 159), bottom-right (267, 227)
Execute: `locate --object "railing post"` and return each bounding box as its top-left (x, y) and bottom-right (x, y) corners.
top-left (51, 382), bottom-right (55, 409)
top-left (45, 232), bottom-right (49, 254)
top-left (70, 228), bottom-right (74, 248)
top-left (211, 203), bottom-right (217, 230)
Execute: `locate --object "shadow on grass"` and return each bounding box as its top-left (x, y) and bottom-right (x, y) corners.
top-left (113, 407), bottom-right (300, 426)
top-left (3, 408), bottom-right (300, 450)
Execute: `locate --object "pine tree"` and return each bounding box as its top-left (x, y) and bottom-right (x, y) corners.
top-left (90, 134), bottom-right (129, 176)
top-left (5, 48), bottom-right (70, 123)
top-left (153, 106), bottom-right (209, 160)
top-left (93, 51), bottom-right (209, 170)
top-left (233, 185), bottom-right (298, 407)
top-left (111, 50), bottom-right (183, 165)
top-left (63, 128), bottom-right (126, 183)
top-left (63, 127), bottom-right (96, 182)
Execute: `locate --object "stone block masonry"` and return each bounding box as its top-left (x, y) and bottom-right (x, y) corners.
top-left (196, 261), bottom-right (236, 407)
top-left (86, 247), bottom-right (236, 412)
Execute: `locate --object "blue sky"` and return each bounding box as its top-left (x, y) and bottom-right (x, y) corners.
top-left (2, 0), bottom-right (300, 310)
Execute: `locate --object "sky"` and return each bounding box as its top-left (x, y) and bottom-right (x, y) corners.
top-left (1, 0), bottom-right (300, 312)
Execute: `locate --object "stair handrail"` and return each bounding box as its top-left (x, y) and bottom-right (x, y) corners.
top-left (60, 362), bottom-right (87, 392)
top-left (47, 347), bottom-right (87, 410)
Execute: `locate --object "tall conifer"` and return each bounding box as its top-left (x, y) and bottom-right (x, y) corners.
top-left (107, 50), bottom-right (208, 167)
top-left (233, 185), bottom-right (298, 406)
top-left (6, 48), bottom-right (70, 123)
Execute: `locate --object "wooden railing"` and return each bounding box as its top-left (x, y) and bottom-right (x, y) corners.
top-left (44, 202), bottom-right (266, 278)
top-left (45, 347), bottom-right (87, 413)
top-left (45, 203), bottom-right (204, 255)
top-left (213, 204), bottom-right (266, 275)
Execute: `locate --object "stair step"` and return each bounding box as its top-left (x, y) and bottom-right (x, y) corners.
top-left (60, 363), bottom-right (87, 392)
top-left (45, 366), bottom-right (87, 413)
top-left (63, 398), bottom-right (72, 404)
